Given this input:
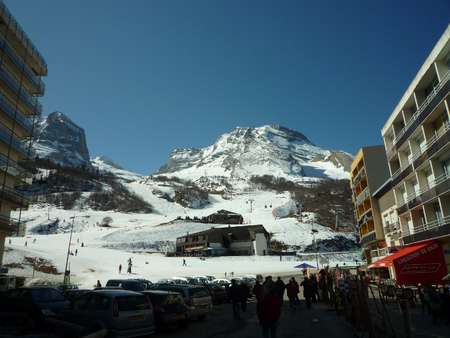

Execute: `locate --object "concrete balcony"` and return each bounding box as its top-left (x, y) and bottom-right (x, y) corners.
top-left (0, 122), bottom-right (30, 158)
top-left (0, 185), bottom-right (30, 208)
top-left (0, 213), bottom-right (24, 235)
top-left (0, 94), bottom-right (34, 135)
top-left (360, 231), bottom-right (377, 246)
top-left (0, 64), bottom-right (42, 114)
top-left (392, 70), bottom-right (450, 148)
top-left (0, 33), bottom-right (45, 95)
top-left (0, 153), bottom-right (28, 177)
top-left (402, 214), bottom-right (450, 244)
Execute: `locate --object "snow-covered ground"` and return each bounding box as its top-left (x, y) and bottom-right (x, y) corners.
top-left (3, 234), bottom-right (359, 289)
top-left (6, 158), bottom-right (357, 288)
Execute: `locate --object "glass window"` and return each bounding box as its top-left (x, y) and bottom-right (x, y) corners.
top-left (116, 295), bottom-right (149, 311)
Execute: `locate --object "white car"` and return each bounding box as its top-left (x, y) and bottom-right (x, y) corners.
top-left (212, 279), bottom-right (231, 287)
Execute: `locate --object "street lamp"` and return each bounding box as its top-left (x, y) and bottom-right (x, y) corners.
top-left (311, 214), bottom-right (319, 269)
top-left (63, 215), bottom-right (76, 286)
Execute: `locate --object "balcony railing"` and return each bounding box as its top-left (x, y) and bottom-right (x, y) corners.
top-left (0, 64), bottom-right (42, 114)
top-left (0, 213), bottom-right (23, 234)
top-left (0, 152), bottom-right (27, 176)
top-left (0, 34), bottom-right (45, 94)
top-left (370, 247), bottom-right (390, 259)
top-left (393, 70), bottom-right (450, 146)
top-left (402, 214), bottom-right (450, 237)
top-left (0, 94), bottom-right (34, 134)
top-left (405, 172), bottom-right (449, 204)
top-left (0, 122), bottom-right (29, 157)
top-left (1, 185), bottom-right (30, 207)
top-left (383, 221), bottom-right (401, 235)
top-left (410, 122), bottom-right (450, 163)
top-left (355, 186), bottom-right (370, 206)
top-left (0, 1), bottom-right (47, 71)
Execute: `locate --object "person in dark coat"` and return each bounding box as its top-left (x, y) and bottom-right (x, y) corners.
top-left (257, 285), bottom-right (283, 338)
top-left (239, 282), bottom-right (250, 312)
top-left (311, 274), bottom-right (319, 303)
top-left (300, 276), bottom-right (313, 309)
top-left (253, 280), bottom-right (265, 303)
top-left (229, 279), bottom-right (241, 319)
top-left (286, 278), bottom-right (299, 310)
top-left (274, 277), bottom-right (286, 300)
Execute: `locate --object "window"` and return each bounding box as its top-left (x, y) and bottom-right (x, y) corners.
top-left (116, 295), bottom-right (149, 311)
top-left (85, 294), bottom-right (110, 311)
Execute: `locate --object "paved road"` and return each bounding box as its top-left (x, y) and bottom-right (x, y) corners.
top-left (155, 299), bottom-right (354, 338)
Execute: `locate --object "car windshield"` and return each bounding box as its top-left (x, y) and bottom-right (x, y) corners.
top-left (190, 288), bottom-right (209, 298)
top-left (116, 295), bottom-right (149, 311)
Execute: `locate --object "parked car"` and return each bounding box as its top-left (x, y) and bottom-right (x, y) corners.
top-left (105, 279), bottom-right (152, 292)
top-left (63, 289), bottom-right (155, 338)
top-left (63, 289), bottom-right (91, 303)
top-left (205, 284), bottom-right (228, 304)
top-left (151, 284), bottom-right (212, 320)
top-left (0, 287), bottom-right (69, 327)
top-left (212, 279), bottom-right (231, 287)
top-left (171, 277), bottom-right (189, 285)
top-left (143, 290), bottom-right (188, 330)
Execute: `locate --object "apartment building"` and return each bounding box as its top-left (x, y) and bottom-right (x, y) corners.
top-left (381, 24), bottom-right (450, 275)
top-left (350, 146), bottom-right (391, 262)
top-left (0, 1), bottom-right (47, 267)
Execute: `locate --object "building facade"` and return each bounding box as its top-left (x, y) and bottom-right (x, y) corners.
top-left (0, 1), bottom-right (47, 266)
top-left (350, 146), bottom-right (391, 262)
top-left (381, 24), bottom-right (450, 275)
top-left (176, 224), bottom-right (270, 256)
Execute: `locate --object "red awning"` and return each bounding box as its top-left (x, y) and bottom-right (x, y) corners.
top-left (368, 240), bottom-right (448, 285)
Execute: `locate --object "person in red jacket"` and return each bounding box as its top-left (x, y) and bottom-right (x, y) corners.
top-left (257, 286), bottom-right (283, 338)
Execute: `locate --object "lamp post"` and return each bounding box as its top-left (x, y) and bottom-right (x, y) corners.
top-left (63, 215), bottom-right (76, 286)
top-left (311, 214), bottom-right (319, 269)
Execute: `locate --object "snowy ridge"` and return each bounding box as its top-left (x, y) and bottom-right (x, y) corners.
top-left (158, 125), bottom-right (352, 182)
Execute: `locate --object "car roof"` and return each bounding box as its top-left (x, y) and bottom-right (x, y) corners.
top-left (144, 290), bottom-right (180, 295)
top-left (92, 289), bottom-right (144, 297)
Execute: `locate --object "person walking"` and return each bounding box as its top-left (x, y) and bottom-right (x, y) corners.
top-left (182, 258), bottom-right (187, 266)
top-left (274, 277), bottom-right (286, 301)
top-left (257, 285), bottom-right (283, 338)
top-left (301, 276), bottom-right (313, 309)
top-left (239, 281), bottom-right (250, 313)
top-left (253, 279), bottom-right (265, 303)
top-left (75, 249), bottom-right (78, 256)
top-left (119, 264), bottom-right (122, 274)
top-left (286, 278), bottom-right (299, 310)
top-left (229, 279), bottom-right (242, 319)
top-left (311, 274), bottom-right (319, 303)
top-left (127, 258), bottom-right (132, 274)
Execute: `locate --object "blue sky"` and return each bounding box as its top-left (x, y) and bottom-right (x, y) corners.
top-left (6, 0), bottom-right (450, 174)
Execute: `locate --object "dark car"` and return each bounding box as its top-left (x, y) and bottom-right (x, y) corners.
top-left (150, 284), bottom-right (212, 320)
top-left (105, 279), bottom-right (152, 292)
top-left (62, 289), bottom-right (155, 338)
top-left (0, 287), bottom-right (69, 327)
top-left (143, 290), bottom-right (188, 330)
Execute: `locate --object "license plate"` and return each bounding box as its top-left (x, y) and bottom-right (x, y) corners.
top-left (128, 315), bottom-right (144, 321)
top-left (176, 314), bottom-right (185, 321)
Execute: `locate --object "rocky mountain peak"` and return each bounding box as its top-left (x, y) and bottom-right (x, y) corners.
top-left (32, 111), bottom-right (91, 168)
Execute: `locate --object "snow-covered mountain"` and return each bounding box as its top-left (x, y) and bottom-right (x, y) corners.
top-left (32, 111), bottom-right (91, 168)
top-left (158, 125), bottom-right (352, 182)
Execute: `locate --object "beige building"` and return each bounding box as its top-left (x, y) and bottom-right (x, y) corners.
top-left (350, 146), bottom-right (391, 262)
top-left (0, 2), bottom-right (47, 267)
top-left (381, 24), bottom-right (450, 273)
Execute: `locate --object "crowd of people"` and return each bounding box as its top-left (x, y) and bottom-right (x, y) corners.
top-left (225, 268), bottom-right (339, 338)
